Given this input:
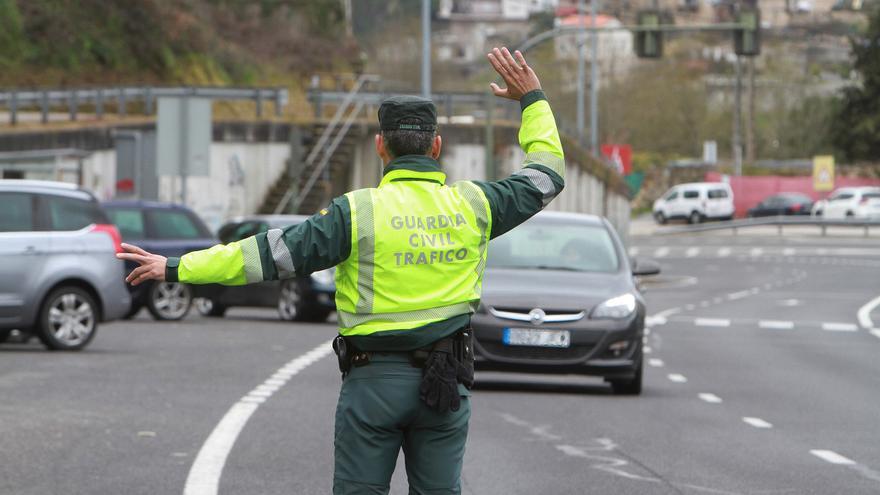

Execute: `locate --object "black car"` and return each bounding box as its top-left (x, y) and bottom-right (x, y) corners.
top-left (193, 215), bottom-right (336, 321)
top-left (471, 211), bottom-right (660, 395)
top-left (103, 200), bottom-right (217, 320)
top-left (747, 193), bottom-right (813, 217)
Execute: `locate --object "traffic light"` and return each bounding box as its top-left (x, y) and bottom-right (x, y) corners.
top-left (635, 10), bottom-right (663, 58)
top-left (734, 8), bottom-right (761, 56)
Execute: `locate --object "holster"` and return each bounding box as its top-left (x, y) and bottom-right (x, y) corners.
top-left (332, 335), bottom-right (370, 379)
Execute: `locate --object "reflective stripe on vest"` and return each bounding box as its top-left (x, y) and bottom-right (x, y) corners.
top-left (335, 173), bottom-right (491, 336)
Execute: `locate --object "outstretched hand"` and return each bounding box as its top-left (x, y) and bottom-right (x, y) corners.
top-left (116, 243), bottom-right (167, 286)
top-left (486, 47), bottom-right (542, 101)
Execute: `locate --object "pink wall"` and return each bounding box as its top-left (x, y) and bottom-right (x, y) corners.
top-left (704, 172), bottom-right (880, 218)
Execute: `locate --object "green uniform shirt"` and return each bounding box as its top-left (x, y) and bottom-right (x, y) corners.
top-left (167, 90), bottom-right (565, 351)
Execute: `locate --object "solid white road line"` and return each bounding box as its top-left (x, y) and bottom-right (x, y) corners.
top-left (694, 318), bottom-right (731, 328)
top-left (698, 393), bottom-right (723, 404)
top-left (717, 247), bottom-right (731, 257)
top-left (184, 341), bottom-right (334, 495)
top-left (822, 322), bottom-right (859, 332)
top-left (810, 450), bottom-right (856, 465)
top-left (759, 320), bottom-right (795, 330)
top-left (686, 247), bottom-right (700, 257)
top-left (648, 358), bottom-right (664, 367)
top-left (742, 417), bottom-right (773, 429)
top-left (667, 373), bottom-right (688, 383)
top-left (654, 247), bottom-right (670, 258)
top-left (857, 294), bottom-right (880, 330)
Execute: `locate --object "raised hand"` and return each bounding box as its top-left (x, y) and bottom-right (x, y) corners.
top-left (486, 47), bottom-right (542, 101)
top-left (116, 243), bottom-right (168, 286)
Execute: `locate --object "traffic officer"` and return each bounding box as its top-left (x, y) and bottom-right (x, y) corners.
top-left (118, 47), bottom-right (565, 495)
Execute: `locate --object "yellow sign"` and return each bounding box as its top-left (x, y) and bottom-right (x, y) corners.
top-left (813, 156), bottom-right (835, 192)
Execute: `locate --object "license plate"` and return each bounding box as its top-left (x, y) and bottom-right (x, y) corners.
top-left (503, 328), bottom-right (571, 348)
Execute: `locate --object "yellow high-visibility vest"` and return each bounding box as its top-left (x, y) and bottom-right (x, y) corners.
top-left (335, 167), bottom-right (492, 336)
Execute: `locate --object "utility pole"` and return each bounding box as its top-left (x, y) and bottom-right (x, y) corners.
top-left (421, 0), bottom-right (431, 99)
top-left (733, 55), bottom-right (743, 176)
top-left (576, 0), bottom-right (586, 146)
top-left (589, 0), bottom-right (600, 157)
top-left (745, 57), bottom-right (756, 165)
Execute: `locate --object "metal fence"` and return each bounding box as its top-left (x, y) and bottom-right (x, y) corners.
top-left (657, 216), bottom-right (880, 237)
top-left (0, 86), bottom-right (288, 125)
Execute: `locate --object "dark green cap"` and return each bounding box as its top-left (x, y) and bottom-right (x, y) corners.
top-left (378, 95), bottom-right (437, 132)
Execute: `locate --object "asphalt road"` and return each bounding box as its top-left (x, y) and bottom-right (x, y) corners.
top-left (2, 231), bottom-right (879, 494)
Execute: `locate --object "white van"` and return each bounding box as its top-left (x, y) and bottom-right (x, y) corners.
top-left (653, 182), bottom-right (735, 224)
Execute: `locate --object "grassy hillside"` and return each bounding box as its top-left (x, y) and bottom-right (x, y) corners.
top-left (0, 0), bottom-right (360, 87)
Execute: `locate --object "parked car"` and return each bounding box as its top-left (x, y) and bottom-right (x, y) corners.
top-left (811, 187), bottom-right (880, 219)
top-left (103, 200), bottom-right (216, 320)
top-left (471, 211), bottom-right (660, 395)
top-left (0, 180), bottom-right (131, 350)
top-left (193, 215), bottom-right (336, 321)
top-left (653, 182), bottom-right (735, 224)
top-left (747, 193), bottom-right (813, 217)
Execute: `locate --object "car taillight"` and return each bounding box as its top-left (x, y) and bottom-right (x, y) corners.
top-left (789, 203), bottom-right (803, 212)
top-left (92, 224), bottom-right (123, 253)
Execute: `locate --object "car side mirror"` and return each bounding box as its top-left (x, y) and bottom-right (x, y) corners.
top-left (632, 257), bottom-right (661, 276)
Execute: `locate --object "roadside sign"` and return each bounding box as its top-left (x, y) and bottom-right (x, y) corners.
top-left (601, 144), bottom-right (632, 175)
top-left (812, 155), bottom-right (834, 192)
top-left (157, 97), bottom-right (211, 177)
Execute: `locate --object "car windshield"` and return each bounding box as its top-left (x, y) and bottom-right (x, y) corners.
top-left (487, 219), bottom-right (619, 273)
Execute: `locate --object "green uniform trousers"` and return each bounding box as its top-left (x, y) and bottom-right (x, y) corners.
top-left (333, 353), bottom-right (471, 495)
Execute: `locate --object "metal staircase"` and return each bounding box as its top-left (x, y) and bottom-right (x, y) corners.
top-left (261, 75), bottom-right (378, 215)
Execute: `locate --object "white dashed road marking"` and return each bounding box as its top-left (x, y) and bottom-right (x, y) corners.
top-left (686, 247), bottom-right (700, 257)
top-left (871, 329), bottom-right (880, 340)
top-left (727, 290), bottom-right (751, 300)
top-left (648, 358), bottom-right (664, 367)
top-left (822, 322), bottom-right (859, 332)
top-left (184, 341), bottom-right (334, 495)
top-left (717, 247), bottom-right (731, 257)
top-left (783, 248), bottom-right (795, 256)
top-left (668, 374), bottom-right (688, 383)
top-left (742, 417), bottom-right (773, 429)
top-left (749, 248), bottom-right (764, 257)
top-left (811, 450), bottom-right (856, 465)
top-left (698, 393), bottom-right (723, 404)
top-left (654, 247), bottom-right (670, 258)
top-left (759, 320), bottom-right (795, 330)
top-left (628, 246), bottom-right (639, 257)
top-left (694, 318), bottom-right (731, 328)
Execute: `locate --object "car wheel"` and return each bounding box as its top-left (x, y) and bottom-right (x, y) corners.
top-left (36, 286), bottom-right (99, 351)
top-left (0, 330), bottom-right (10, 343)
top-left (146, 282), bottom-right (192, 321)
top-left (688, 211), bottom-right (702, 224)
top-left (610, 359), bottom-right (643, 395)
top-left (277, 280), bottom-right (305, 321)
top-left (195, 298), bottom-right (227, 317)
top-left (846, 211), bottom-right (854, 218)
top-left (654, 212), bottom-right (667, 225)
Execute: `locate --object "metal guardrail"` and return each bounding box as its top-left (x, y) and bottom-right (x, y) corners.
top-left (308, 89), bottom-right (521, 122)
top-left (656, 216), bottom-right (880, 236)
top-left (0, 86), bottom-right (289, 125)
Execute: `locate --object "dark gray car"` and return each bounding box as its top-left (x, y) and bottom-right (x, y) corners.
top-left (0, 180), bottom-right (131, 350)
top-left (472, 211), bottom-right (659, 394)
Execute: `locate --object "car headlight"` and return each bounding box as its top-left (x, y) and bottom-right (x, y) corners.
top-left (591, 293), bottom-right (636, 319)
top-left (310, 268), bottom-right (335, 286)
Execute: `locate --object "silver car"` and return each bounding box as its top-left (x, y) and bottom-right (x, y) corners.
top-left (0, 180), bottom-right (131, 350)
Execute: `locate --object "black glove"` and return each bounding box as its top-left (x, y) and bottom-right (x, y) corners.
top-left (419, 349), bottom-right (461, 413)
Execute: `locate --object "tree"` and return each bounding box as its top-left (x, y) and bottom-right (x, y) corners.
top-left (832, 5), bottom-right (880, 162)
